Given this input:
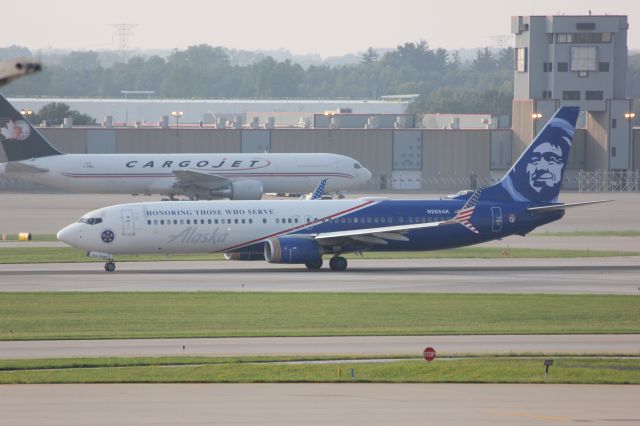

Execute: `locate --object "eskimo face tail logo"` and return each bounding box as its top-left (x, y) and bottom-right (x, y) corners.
top-left (0, 119), bottom-right (31, 141)
top-left (526, 142), bottom-right (564, 193)
top-left (500, 113), bottom-right (576, 203)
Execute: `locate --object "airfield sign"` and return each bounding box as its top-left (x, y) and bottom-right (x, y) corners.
top-left (423, 347), bottom-right (436, 362)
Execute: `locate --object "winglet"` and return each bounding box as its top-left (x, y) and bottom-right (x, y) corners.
top-left (451, 188), bottom-right (482, 233)
top-left (309, 178), bottom-right (329, 200)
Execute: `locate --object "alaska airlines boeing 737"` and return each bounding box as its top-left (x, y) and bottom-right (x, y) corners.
top-left (0, 93), bottom-right (371, 199)
top-left (58, 107), bottom-right (606, 272)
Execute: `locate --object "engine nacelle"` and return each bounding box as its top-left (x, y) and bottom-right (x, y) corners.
top-left (209, 180), bottom-right (264, 200)
top-left (264, 236), bottom-right (322, 264)
top-left (224, 251), bottom-right (265, 261)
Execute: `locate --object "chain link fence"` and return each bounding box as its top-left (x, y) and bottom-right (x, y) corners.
top-left (578, 170), bottom-right (640, 192)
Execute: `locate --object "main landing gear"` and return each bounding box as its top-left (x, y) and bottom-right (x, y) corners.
top-left (104, 261), bottom-right (116, 272)
top-left (329, 256), bottom-right (348, 272)
top-left (304, 256), bottom-right (348, 271)
top-left (305, 258), bottom-right (323, 270)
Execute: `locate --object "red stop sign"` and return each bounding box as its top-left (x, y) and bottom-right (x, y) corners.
top-left (423, 347), bottom-right (436, 362)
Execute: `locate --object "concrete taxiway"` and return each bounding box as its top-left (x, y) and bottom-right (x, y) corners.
top-left (1, 257), bottom-right (638, 294)
top-left (0, 384), bottom-right (637, 426)
top-left (1, 334), bottom-right (638, 359)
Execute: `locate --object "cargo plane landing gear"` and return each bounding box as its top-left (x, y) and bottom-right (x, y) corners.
top-left (329, 256), bottom-right (347, 271)
top-left (104, 261), bottom-right (116, 272)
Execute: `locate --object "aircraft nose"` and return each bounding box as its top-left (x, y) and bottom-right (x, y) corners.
top-left (362, 167), bottom-right (372, 182)
top-left (57, 224), bottom-right (80, 246)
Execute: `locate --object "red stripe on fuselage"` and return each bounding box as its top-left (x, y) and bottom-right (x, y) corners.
top-left (220, 200), bottom-right (377, 252)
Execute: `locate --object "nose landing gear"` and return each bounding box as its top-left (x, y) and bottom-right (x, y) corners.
top-left (104, 261), bottom-right (116, 272)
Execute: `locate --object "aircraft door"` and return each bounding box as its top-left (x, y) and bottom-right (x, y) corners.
top-left (491, 207), bottom-right (503, 233)
top-left (121, 208), bottom-right (136, 236)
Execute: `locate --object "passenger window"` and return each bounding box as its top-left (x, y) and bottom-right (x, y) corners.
top-left (374, 217), bottom-right (379, 223)
top-left (173, 219), bottom-right (177, 225)
top-left (154, 220), bottom-right (158, 225)
top-left (249, 218), bottom-right (253, 224)
top-left (227, 219), bottom-right (231, 224)
top-left (288, 218), bottom-right (292, 224)
top-left (201, 219), bottom-right (205, 225)
top-left (381, 217), bottom-right (386, 223)
top-left (340, 218), bottom-right (346, 223)
top-left (180, 219), bottom-right (184, 225)
top-left (294, 218), bottom-right (298, 223)
top-left (276, 218), bottom-right (280, 224)
top-left (241, 219), bottom-right (245, 224)
top-left (160, 220), bottom-right (164, 225)
top-left (234, 219), bottom-right (239, 224)
top-left (263, 218), bottom-right (267, 224)
top-left (186, 220), bottom-right (190, 225)
top-left (367, 217), bottom-right (372, 223)
top-left (214, 219), bottom-right (218, 224)
top-left (147, 220), bottom-right (151, 225)
top-left (208, 219), bottom-right (212, 224)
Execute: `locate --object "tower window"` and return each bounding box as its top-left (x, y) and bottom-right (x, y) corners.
top-left (585, 91), bottom-right (603, 100)
top-left (562, 91), bottom-right (580, 101)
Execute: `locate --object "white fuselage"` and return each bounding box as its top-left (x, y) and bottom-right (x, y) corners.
top-left (0, 153), bottom-right (371, 195)
top-left (57, 199), bottom-right (382, 254)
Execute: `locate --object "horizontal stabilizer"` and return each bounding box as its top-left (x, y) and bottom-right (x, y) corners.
top-left (527, 200), bottom-right (610, 213)
top-left (5, 161), bottom-right (49, 173)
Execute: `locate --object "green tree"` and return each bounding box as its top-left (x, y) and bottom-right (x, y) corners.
top-left (361, 47), bottom-right (379, 65)
top-left (32, 102), bottom-right (96, 126)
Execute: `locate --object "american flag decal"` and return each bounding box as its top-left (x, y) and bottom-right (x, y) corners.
top-left (453, 188), bottom-right (482, 233)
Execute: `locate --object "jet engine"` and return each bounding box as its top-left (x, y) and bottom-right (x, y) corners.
top-left (264, 236), bottom-right (322, 264)
top-left (209, 180), bottom-right (264, 200)
top-left (224, 251), bottom-right (265, 261)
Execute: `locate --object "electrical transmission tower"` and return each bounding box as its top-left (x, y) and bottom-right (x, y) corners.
top-left (111, 24), bottom-right (137, 53)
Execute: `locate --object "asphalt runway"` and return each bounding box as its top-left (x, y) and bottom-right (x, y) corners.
top-left (1, 257), bottom-right (639, 294)
top-left (1, 191), bottom-right (638, 234)
top-left (1, 384), bottom-right (637, 425)
top-left (1, 334), bottom-right (638, 359)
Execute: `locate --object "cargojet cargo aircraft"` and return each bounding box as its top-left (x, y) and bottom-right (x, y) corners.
top-left (0, 93), bottom-right (371, 199)
top-left (58, 107), bottom-right (606, 272)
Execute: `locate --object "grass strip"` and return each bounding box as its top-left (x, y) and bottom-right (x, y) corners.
top-left (1, 293), bottom-right (638, 340)
top-left (0, 357), bottom-right (637, 384)
top-left (0, 246), bottom-right (638, 264)
top-left (533, 230), bottom-right (640, 237)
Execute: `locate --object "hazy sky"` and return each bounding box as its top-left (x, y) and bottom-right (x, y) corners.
top-left (2, 0), bottom-right (638, 57)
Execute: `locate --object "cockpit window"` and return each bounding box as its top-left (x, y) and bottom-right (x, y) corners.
top-left (354, 163), bottom-right (362, 169)
top-left (78, 217), bottom-right (103, 225)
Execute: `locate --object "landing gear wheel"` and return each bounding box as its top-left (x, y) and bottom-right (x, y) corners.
top-left (104, 261), bottom-right (116, 272)
top-left (329, 256), bottom-right (347, 271)
top-left (305, 258), bottom-right (323, 270)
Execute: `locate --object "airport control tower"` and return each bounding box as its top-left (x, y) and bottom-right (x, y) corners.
top-left (511, 14), bottom-right (633, 172)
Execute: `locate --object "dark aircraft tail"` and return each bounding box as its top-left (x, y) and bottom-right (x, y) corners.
top-left (0, 92), bottom-right (63, 162)
top-left (483, 106), bottom-right (579, 203)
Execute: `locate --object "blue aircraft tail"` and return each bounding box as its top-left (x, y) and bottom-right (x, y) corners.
top-left (0, 92), bottom-right (63, 162)
top-left (483, 106), bottom-right (580, 203)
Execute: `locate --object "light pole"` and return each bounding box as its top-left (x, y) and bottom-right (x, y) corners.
top-left (171, 111), bottom-right (183, 137)
top-left (324, 111), bottom-right (335, 137)
top-left (531, 112), bottom-right (543, 134)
